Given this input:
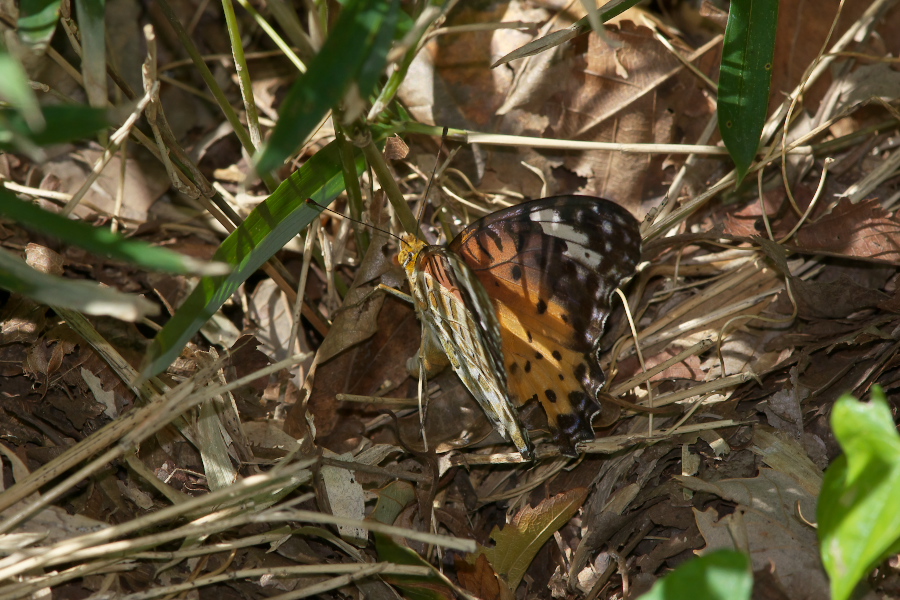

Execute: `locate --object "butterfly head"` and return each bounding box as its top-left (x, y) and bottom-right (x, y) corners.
top-left (398, 234), bottom-right (427, 280)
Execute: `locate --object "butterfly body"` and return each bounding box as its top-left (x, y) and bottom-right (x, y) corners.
top-left (399, 196), bottom-right (641, 457)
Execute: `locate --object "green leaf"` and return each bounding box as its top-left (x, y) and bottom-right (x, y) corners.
top-left (0, 48), bottom-right (43, 130)
top-left (73, 0), bottom-right (107, 109)
top-left (375, 534), bottom-right (454, 600)
top-left (818, 386), bottom-right (900, 600)
top-left (142, 140), bottom-right (363, 377)
top-left (18, 0), bottom-right (63, 52)
top-left (367, 480), bottom-right (416, 525)
top-left (0, 191), bottom-right (228, 276)
top-left (717, 0), bottom-right (779, 181)
top-left (255, 0), bottom-right (400, 173)
top-left (0, 105), bottom-right (108, 151)
top-left (637, 550), bottom-right (752, 600)
top-left (0, 247), bottom-right (158, 322)
top-left (491, 0), bottom-right (644, 68)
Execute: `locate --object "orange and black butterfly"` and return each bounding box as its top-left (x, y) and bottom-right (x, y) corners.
top-left (398, 195), bottom-right (641, 458)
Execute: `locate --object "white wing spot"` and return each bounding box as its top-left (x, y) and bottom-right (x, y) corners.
top-left (529, 209), bottom-right (564, 223)
top-left (538, 222), bottom-right (589, 245)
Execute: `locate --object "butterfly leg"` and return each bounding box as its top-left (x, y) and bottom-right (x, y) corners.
top-left (376, 283), bottom-right (413, 305)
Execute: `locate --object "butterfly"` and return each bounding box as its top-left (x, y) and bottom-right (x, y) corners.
top-left (397, 195), bottom-right (642, 458)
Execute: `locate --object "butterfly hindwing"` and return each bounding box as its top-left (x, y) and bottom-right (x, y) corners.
top-left (449, 196), bottom-right (641, 454)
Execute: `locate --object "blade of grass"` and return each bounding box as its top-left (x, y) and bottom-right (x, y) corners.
top-left (0, 105), bottom-right (107, 150)
top-left (254, 0), bottom-right (400, 173)
top-left (0, 46), bottom-right (43, 130)
top-left (142, 140), bottom-right (364, 378)
top-left (73, 0), bottom-right (107, 110)
top-left (0, 191), bottom-right (229, 276)
top-left (0, 246), bottom-right (158, 322)
top-left (491, 0), bottom-right (643, 68)
top-left (17, 0), bottom-right (63, 53)
top-left (717, 0), bottom-right (779, 181)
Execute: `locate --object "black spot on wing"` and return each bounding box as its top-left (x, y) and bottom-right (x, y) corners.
top-left (484, 227), bottom-right (503, 253)
top-left (536, 299), bottom-right (547, 314)
top-left (545, 389), bottom-right (557, 403)
top-left (552, 350), bottom-right (562, 360)
top-left (511, 265), bottom-right (522, 280)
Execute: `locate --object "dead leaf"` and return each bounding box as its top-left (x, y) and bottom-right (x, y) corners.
top-left (457, 553), bottom-right (509, 600)
top-left (792, 198), bottom-right (900, 264)
top-left (474, 487), bottom-right (589, 591)
top-left (680, 469), bottom-right (827, 600)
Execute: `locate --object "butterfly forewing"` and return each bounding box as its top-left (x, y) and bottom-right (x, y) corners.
top-left (399, 235), bottom-right (534, 459)
top-left (449, 196), bottom-right (641, 454)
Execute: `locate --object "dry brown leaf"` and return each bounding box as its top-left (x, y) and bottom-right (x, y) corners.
top-left (680, 469), bottom-right (827, 600)
top-left (474, 487), bottom-right (589, 591)
top-left (457, 553), bottom-right (509, 600)
top-left (792, 198), bottom-right (900, 264)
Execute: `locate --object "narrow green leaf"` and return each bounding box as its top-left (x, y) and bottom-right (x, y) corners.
top-left (73, 0), bottom-right (107, 109)
top-left (0, 247), bottom-right (158, 322)
top-left (375, 534), bottom-right (454, 600)
top-left (637, 550), bottom-right (752, 600)
top-left (818, 386), bottom-right (900, 600)
top-left (0, 105), bottom-right (108, 151)
top-left (717, 0), bottom-right (779, 181)
top-left (142, 140), bottom-right (363, 377)
top-left (0, 191), bottom-right (228, 276)
top-left (491, 0), bottom-right (643, 68)
top-left (18, 0), bottom-right (63, 52)
top-left (0, 48), bottom-right (43, 131)
top-left (255, 0), bottom-right (400, 173)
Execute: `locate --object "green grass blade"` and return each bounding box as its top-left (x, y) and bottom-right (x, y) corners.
top-left (0, 105), bottom-right (108, 150)
top-left (142, 140), bottom-right (363, 377)
top-left (17, 0), bottom-right (63, 53)
top-left (73, 0), bottom-right (108, 110)
top-left (0, 247), bottom-right (158, 322)
top-left (717, 0), bottom-right (779, 182)
top-left (0, 47), bottom-right (43, 131)
top-left (0, 191), bottom-right (228, 276)
top-left (491, 0), bottom-right (643, 67)
top-left (254, 0), bottom-right (400, 173)
top-left (818, 386), bottom-right (900, 600)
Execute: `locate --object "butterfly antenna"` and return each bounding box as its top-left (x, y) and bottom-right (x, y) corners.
top-left (305, 198), bottom-right (403, 243)
top-left (415, 126), bottom-right (450, 226)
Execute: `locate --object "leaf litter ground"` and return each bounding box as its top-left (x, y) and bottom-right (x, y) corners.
top-left (1, 0), bottom-right (900, 599)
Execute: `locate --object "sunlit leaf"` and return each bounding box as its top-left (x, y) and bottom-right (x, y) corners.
top-left (818, 386), bottom-right (900, 600)
top-left (637, 550), bottom-right (752, 600)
